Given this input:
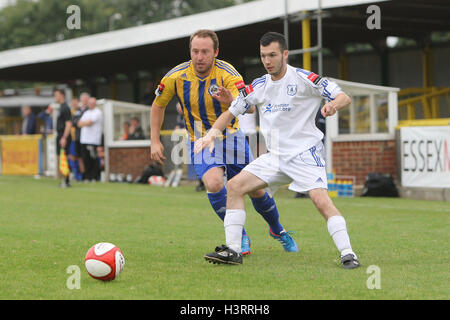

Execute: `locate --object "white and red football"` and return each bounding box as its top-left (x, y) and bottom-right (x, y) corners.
top-left (84, 242), bottom-right (125, 281)
top-left (148, 175), bottom-right (166, 186)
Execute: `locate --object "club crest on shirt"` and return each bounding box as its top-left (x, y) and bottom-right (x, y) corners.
top-left (208, 84), bottom-right (220, 96)
top-left (287, 84), bottom-right (297, 96)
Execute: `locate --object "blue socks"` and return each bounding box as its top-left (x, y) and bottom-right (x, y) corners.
top-left (251, 192), bottom-right (284, 235)
top-left (207, 186), bottom-right (247, 236)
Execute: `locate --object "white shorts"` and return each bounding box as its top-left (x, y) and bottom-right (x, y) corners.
top-left (243, 142), bottom-right (328, 194)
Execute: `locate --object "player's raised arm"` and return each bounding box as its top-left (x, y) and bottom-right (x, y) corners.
top-left (321, 92), bottom-right (351, 117)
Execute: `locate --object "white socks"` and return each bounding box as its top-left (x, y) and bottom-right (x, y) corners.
top-left (224, 211), bottom-right (354, 258)
top-left (224, 209), bottom-right (246, 253)
top-left (327, 215), bottom-right (355, 258)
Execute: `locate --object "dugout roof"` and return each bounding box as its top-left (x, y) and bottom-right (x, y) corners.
top-left (0, 0), bottom-right (448, 82)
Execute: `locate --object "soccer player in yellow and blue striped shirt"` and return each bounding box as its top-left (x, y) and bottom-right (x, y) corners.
top-left (150, 30), bottom-right (287, 256)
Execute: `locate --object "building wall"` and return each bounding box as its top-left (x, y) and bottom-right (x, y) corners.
top-left (332, 139), bottom-right (397, 185)
top-left (109, 147), bottom-right (151, 180)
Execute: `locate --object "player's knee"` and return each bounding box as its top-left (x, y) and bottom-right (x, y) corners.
top-left (203, 178), bottom-right (224, 193)
top-left (248, 188), bottom-right (266, 199)
top-left (226, 178), bottom-right (245, 197)
top-left (310, 190), bottom-right (330, 210)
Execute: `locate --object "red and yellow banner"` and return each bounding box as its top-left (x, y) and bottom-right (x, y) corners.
top-left (0, 135), bottom-right (41, 175)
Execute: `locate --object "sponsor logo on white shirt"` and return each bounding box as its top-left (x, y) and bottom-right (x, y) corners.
top-left (263, 103), bottom-right (291, 114)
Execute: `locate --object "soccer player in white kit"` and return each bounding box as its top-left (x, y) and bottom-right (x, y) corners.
top-left (196, 32), bottom-right (360, 269)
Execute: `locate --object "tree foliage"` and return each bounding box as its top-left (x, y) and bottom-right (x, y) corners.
top-left (0, 0), bottom-right (253, 51)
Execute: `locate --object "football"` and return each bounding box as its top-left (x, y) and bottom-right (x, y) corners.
top-left (84, 242), bottom-right (125, 281)
top-left (148, 175), bottom-right (166, 186)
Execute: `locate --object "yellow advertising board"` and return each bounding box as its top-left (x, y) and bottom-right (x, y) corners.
top-left (0, 135), bottom-right (41, 175)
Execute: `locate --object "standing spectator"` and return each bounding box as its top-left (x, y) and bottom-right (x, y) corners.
top-left (54, 89), bottom-right (73, 188)
top-left (128, 117), bottom-right (145, 140)
top-left (67, 97), bottom-right (81, 181)
top-left (174, 102), bottom-right (186, 130)
top-left (37, 104), bottom-right (53, 135)
top-left (141, 81), bottom-right (156, 106)
top-left (71, 92), bottom-right (89, 180)
top-left (20, 106), bottom-right (36, 135)
top-left (78, 97), bottom-right (103, 181)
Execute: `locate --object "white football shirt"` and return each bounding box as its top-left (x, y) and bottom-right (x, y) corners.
top-left (230, 64), bottom-right (343, 161)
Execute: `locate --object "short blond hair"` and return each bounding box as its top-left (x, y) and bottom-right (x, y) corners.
top-left (190, 29), bottom-right (219, 51)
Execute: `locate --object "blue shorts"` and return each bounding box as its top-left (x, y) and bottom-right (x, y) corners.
top-left (188, 129), bottom-right (253, 180)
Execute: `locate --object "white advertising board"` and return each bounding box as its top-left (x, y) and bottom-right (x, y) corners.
top-left (400, 126), bottom-right (450, 188)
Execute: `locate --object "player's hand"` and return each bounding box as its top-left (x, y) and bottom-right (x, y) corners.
top-left (150, 140), bottom-right (166, 164)
top-left (194, 136), bottom-right (214, 154)
top-left (212, 86), bottom-right (234, 105)
top-left (194, 129), bottom-right (221, 154)
top-left (321, 102), bottom-right (338, 117)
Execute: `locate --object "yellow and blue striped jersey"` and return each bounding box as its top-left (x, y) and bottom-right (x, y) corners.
top-left (154, 59), bottom-right (243, 141)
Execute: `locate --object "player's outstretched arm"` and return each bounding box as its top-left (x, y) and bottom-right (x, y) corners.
top-left (321, 92), bottom-right (351, 117)
top-left (194, 110), bottom-right (235, 154)
top-left (195, 84), bottom-right (254, 154)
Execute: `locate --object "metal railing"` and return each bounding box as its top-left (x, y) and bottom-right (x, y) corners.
top-left (398, 87), bottom-right (450, 120)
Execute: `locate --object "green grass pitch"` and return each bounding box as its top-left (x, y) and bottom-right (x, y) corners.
top-left (0, 175), bottom-right (448, 300)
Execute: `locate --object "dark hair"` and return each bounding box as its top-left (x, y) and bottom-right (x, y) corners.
top-left (190, 29), bottom-right (219, 51)
top-left (54, 88), bottom-right (65, 96)
top-left (260, 32), bottom-right (287, 52)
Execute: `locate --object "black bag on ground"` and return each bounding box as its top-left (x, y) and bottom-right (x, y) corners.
top-left (361, 172), bottom-right (399, 197)
top-left (135, 164), bottom-right (164, 184)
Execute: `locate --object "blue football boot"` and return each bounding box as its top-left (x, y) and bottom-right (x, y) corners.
top-left (241, 234), bottom-right (251, 256)
top-left (269, 229), bottom-right (299, 252)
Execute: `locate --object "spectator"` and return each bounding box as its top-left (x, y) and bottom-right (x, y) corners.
top-left (54, 89), bottom-right (73, 188)
top-left (97, 145), bottom-right (105, 179)
top-left (175, 102), bottom-right (186, 130)
top-left (121, 121), bottom-right (130, 140)
top-left (79, 92), bottom-right (90, 111)
top-left (128, 117), bottom-right (145, 140)
top-left (70, 97), bottom-right (79, 139)
top-left (20, 106), bottom-right (36, 135)
top-left (141, 81), bottom-right (156, 106)
top-left (68, 97), bottom-right (82, 181)
top-left (37, 104), bottom-right (53, 135)
top-left (72, 92), bottom-right (90, 180)
top-left (78, 97), bottom-right (103, 181)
